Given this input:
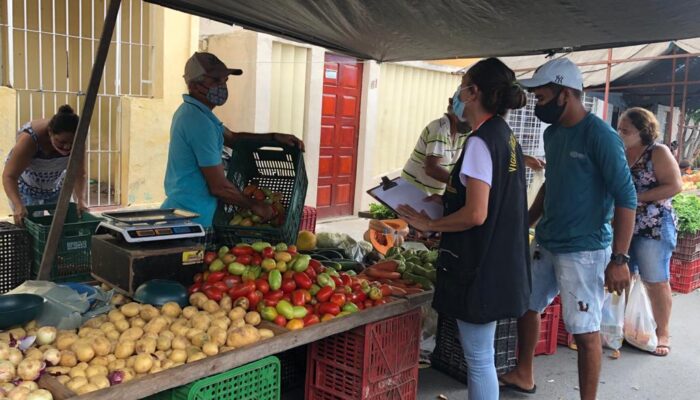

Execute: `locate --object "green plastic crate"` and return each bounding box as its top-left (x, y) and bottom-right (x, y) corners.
top-left (24, 203), bottom-right (102, 282)
top-left (148, 356), bottom-right (280, 400)
top-left (213, 138), bottom-right (307, 245)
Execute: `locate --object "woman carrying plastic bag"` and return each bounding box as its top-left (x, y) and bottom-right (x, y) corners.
top-left (624, 274), bottom-right (658, 352)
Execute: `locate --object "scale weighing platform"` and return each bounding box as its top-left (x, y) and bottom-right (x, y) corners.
top-left (97, 208), bottom-right (206, 243)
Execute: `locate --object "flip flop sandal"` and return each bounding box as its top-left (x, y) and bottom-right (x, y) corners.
top-left (498, 378), bottom-right (537, 394)
top-left (652, 345), bottom-right (671, 357)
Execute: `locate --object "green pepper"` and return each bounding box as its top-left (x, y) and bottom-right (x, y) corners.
top-left (275, 243), bottom-right (288, 252)
top-left (292, 305), bottom-right (308, 319)
top-left (317, 273), bottom-right (336, 289)
top-left (426, 270), bottom-right (437, 283)
top-left (276, 300), bottom-right (295, 320)
top-left (342, 303), bottom-right (359, 313)
top-left (261, 306), bottom-right (278, 321)
top-left (345, 270), bottom-right (357, 276)
top-left (251, 242), bottom-right (273, 253)
top-left (268, 270), bottom-right (282, 291)
top-left (292, 254), bottom-right (311, 272)
top-left (309, 284), bottom-right (321, 296)
top-left (396, 261), bottom-right (406, 274)
top-left (403, 272), bottom-right (435, 290)
top-left (326, 268), bottom-right (339, 277)
top-left (243, 267), bottom-right (260, 282)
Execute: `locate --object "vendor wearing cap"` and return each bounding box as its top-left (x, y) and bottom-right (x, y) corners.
top-left (163, 52), bottom-right (304, 227)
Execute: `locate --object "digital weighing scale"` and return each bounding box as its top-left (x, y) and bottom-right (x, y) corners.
top-left (96, 208), bottom-right (206, 243)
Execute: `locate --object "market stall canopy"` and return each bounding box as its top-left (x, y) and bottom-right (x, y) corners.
top-left (145, 0), bottom-right (700, 62)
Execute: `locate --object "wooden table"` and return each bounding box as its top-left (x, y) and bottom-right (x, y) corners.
top-left (40, 291), bottom-right (432, 400)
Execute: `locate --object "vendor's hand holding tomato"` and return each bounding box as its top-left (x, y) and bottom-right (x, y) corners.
top-left (396, 204), bottom-right (432, 233)
top-left (251, 202), bottom-right (275, 222)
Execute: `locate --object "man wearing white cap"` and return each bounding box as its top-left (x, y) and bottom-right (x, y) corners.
top-left (499, 58), bottom-right (636, 400)
top-left (162, 52), bottom-right (304, 228)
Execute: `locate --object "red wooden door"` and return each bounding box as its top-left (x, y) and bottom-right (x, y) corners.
top-left (316, 54), bottom-right (363, 219)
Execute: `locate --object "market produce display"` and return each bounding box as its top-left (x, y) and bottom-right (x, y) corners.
top-left (0, 297), bottom-right (274, 396)
top-left (673, 193), bottom-right (700, 234)
top-left (681, 170), bottom-right (700, 191)
top-left (189, 241), bottom-right (391, 330)
top-left (228, 184), bottom-right (286, 227)
top-left (359, 247), bottom-right (437, 295)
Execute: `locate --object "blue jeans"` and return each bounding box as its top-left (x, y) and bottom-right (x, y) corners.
top-left (456, 320), bottom-right (498, 400)
top-left (629, 212), bottom-right (677, 283)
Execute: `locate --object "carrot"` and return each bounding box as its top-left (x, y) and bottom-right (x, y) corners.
top-left (379, 284), bottom-right (392, 297)
top-left (390, 286), bottom-right (407, 296)
top-left (365, 268), bottom-right (401, 280)
top-left (404, 287), bottom-right (423, 294)
top-left (370, 260), bottom-right (399, 272)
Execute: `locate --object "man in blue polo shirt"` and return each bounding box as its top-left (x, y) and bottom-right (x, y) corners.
top-left (163, 52), bottom-right (304, 227)
top-left (500, 59), bottom-right (636, 400)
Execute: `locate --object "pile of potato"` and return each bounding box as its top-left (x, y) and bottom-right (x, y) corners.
top-left (0, 293), bottom-right (274, 397)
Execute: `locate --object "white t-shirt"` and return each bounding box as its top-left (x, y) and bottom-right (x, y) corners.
top-left (459, 136), bottom-right (493, 187)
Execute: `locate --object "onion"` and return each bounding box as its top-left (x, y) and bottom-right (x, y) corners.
top-left (26, 389), bottom-right (53, 400)
top-left (16, 359), bottom-right (43, 382)
top-left (17, 337), bottom-right (36, 353)
top-left (35, 328), bottom-right (56, 347)
top-left (42, 349), bottom-right (60, 367)
top-left (107, 370), bottom-right (124, 385)
top-left (0, 360), bottom-right (16, 383)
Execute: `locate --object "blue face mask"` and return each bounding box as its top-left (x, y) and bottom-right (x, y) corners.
top-left (452, 87), bottom-right (467, 122)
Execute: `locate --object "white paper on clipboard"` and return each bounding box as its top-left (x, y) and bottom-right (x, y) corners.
top-left (367, 177), bottom-right (443, 220)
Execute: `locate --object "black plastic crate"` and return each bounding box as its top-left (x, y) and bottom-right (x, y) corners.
top-left (0, 222), bottom-right (31, 294)
top-left (213, 139), bottom-right (307, 245)
top-left (431, 315), bottom-right (517, 384)
top-left (277, 345), bottom-right (307, 393)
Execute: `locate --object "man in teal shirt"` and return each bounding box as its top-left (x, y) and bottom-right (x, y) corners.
top-left (163, 52), bottom-right (303, 227)
top-left (500, 59), bottom-right (636, 400)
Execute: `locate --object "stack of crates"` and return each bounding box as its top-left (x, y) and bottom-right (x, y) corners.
top-left (670, 232), bottom-right (700, 293)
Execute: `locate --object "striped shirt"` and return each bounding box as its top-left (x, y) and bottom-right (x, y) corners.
top-left (402, 115), bottom-right (469, 195)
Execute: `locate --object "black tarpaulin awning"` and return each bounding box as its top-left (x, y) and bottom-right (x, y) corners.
top-left (145, 0), bottom-right (700, 61)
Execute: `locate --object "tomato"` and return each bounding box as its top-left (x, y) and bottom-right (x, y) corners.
top-left (265, 290), bottom-right (284, 301)
top-left (340, 274), bottom-right (352, 286)
top-left (232, 246), bottom-right (254, 257)
top-left (281, 279), bottom-right (297, 294)
top-left (320, 313), bottom-right (335, 322)
top-left (193, 273), bottom-right (204, 283)
top-left (318, 302), bottom-right (341, 316)
top-left (286, 318), bottom-right (305, 330)
top-left (347, 292), bottom-right (361, 303)
top-left (203, 287), bottom-right (224, 302)
top-left (380, 285), bottom-right (392, 297)
top-left (255, 278), bottom-right (270, 294)
top-left (283, 270), bottom-right (295, 280)
top-left (331, 276), bottom-right (343, 287)
top-left (273, 315), bottom-right (287, 327)
top-left (369, 287), bottom-right (383, 301)
top-left (235, 255), bottom-right (252, 265)
top-left (303, 314), bottom-right (320, 327)
top-left (305, 304), bottom-right (315, 316)
top-left (293, 272), bottom-right (313, 290)
top-left (305, 265), bottom-right (317, 280)
top-left (364, 299), bottom-right (374, 309)
top-left (201, 282), bottom-right (214, 292)
top-left (188, 282), bottom-right (202, 295)
top-left (212, 281), bottom-right (228, 292)
top-left (374, 298), bottom-right (389, 306)
top-left (228, 281), bottom-right (256, 299)
top-left (204, 251), bottom-right (217, 265)
top-left (354, 300), bottom-right (365, 310)
top-left (287, 245), bottom-right (298, 256)
top-left (264, 298), bottom-right (279, 307)
top-left (351, 283), bottom-right (362, 293)
top-left (330, 293), bottom-right (346, 307)
top-left (291, 290), bottom-right (306, 307)
top-left (251, 254), bottom-right (262, 266)
top-left (247, 290), bottom-right (263, 308)
top-left (315, 286), bottom-right (334, 303)
top-left (223, 275), bottom-right (241, 289)
top-left (262, 247), bottom-right (275, 259)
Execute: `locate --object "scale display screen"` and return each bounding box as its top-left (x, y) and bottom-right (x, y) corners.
top-left (126, 225), bottom-right (203, 239)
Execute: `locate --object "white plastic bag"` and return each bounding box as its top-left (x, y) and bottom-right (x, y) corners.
top-left (600, 291), bottom-right (625, 350)
top-left (623, 275), bottom-right (658, 352)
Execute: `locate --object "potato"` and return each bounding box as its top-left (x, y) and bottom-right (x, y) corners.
top-left (71, 341), bottom-right (95, 363)
top-left (220, 346), bottom-right (235, 353)
top-left (66, 377), bottom-right (88, 392)
top-left (89, 374), bottom-right (110, 389)
top-left (144, 317), bottom-right (170, 335)
top-left (107, 359), bottom-right (126, 371)
top-left (133, 354), bottom-right (154, 374)
top-left (77, 327), bottom-right (95, 338)
top-left (228, 318), bottom-right (245, 331)
top-left (226, 325), bottom-right (261, 348)
top-left (89, 356), bottom-right (110, 367)
top-left (76, 383), bottom-right (99, 394)
top-left (6, 347), bottom-right (23, 366)
top-left (258, 329), bottom-right (274, 340)
top-left (161, 302), bottom-right (182, 318)
top-left (159, 330), bottom-right (175, 340)
top-left (106, 330), bottom-right (121, 342)
top-left (8, 328), bottom-right (26, 339)
top-left (119, 302), bottom-right (141, 318)
top-left (187, 352), bottom-right (206, 363)
top-left (218, 296), bottom-right (232, 312)
top-left (24, 320), bottom-right (38, 330)
top-left (201, 300), bottom-right (219, 314)
top-left (84, 316), bottom-right (107, 329)
top-left (99, 322), bottom-right (116, 333)
top-left (17, 381), bottom-right (38, 391)
top-left (153, 351), bottom-right (167, 361)
top-left (75, 362), bottom-right (89, 370)
top-left (170, 323), bottom-right (190, 337)
top-left (24, 348), bottom-right (44, 361)
top-left (202, 342), bottom-right (219, 356)
top-left (190, 332), bottom-right (209, 348)
top-left (111, 293), bottom-right (127, 306)
top-left (120, 327), bottom-right (144, 342)
top-left (161, 359), bottom-right (175, 370)
top-left (185, 329), bottom-right (204, 341)
top-left (106, 354), bottom-right (116, 362)
top-left (113, 319), bottom-right (130, 333)
top-left (114, 341), bottom-right (135, 359)
top-left (140, 305), bottom-right (160, 322)
top-left (108, 309), bottom-right (126, 322)
top-left (150, 365), bottom-right (163, 374)
top-left (136, 337), bottom-right (157, 354)
top-left (169, 349), bottom-right (187, 364)
top-left (156, 335), bottom-right (172, 351)
top-left (182, 306), bottom-right (198, 320)
top-left (126, 356), bottom-right (136, 369)
top-left (244, 312), bottom-right (261, 326)
top-left (228, 307), bottom-right (246, 321)
top-left (190, 313), bottom-right (211, 331)
top-left (189, 293), bottom-right (207, 309)
top-left (69, 367), bottom-right (87, 378)
top-left (85, 365), bottom-right (108, 378)
top-left (7, 386), bottom-right (31, 400)
top-left (91, 336), bottom-right (113, 357)
top-left (56, 375), bottom-right (71, 385)
top-left (56, 333), bottom-right (79, 351)
top-left (59, 350), bottom-right (77, 367)
top-left (46, 366), bottom-right (71, 375)
top-left (207, 327), bottom-right (227, 346)
top-left (171, 336), bottom-right (188, 350)
top-left (210, 318), bottom-right (230, 331)
top-left (130, 318), bottom-right (146, 329)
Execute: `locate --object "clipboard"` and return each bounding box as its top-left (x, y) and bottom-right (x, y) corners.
top-left (367, 176), bottom-right (443, 220)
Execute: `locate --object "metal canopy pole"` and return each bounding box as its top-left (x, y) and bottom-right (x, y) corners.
top-left (37, 0), bottom-right (122, 280)
top-left (603, 48), bottom-right (613, 120)
top-left (678, 57), bottom-right (691, 161)
top-left (665, 52), bottom-right (677, 145)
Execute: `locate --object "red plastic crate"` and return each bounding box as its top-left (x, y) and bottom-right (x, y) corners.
top-left (551, 296), bottom-right (574, 347)
top-left (300, 206), bottom-right (317, 233)
top-left (673, 232), bottom-right (700, 262)
top-left (306, 309), bottom-right (421, 400)
top-left (534, 303), bottom-right (560, 356)
top-left (670, 257), bottom-right (700, 293)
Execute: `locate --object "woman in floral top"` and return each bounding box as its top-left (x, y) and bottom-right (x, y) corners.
top-left (618, 107), bottom-right (682, 356)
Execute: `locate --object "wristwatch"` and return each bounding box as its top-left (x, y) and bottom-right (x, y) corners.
top-left (610, 253), bottom-right (630, 265)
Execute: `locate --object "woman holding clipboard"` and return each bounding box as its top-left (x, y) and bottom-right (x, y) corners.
top-left (398, 58), bottom-right (531, 400)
